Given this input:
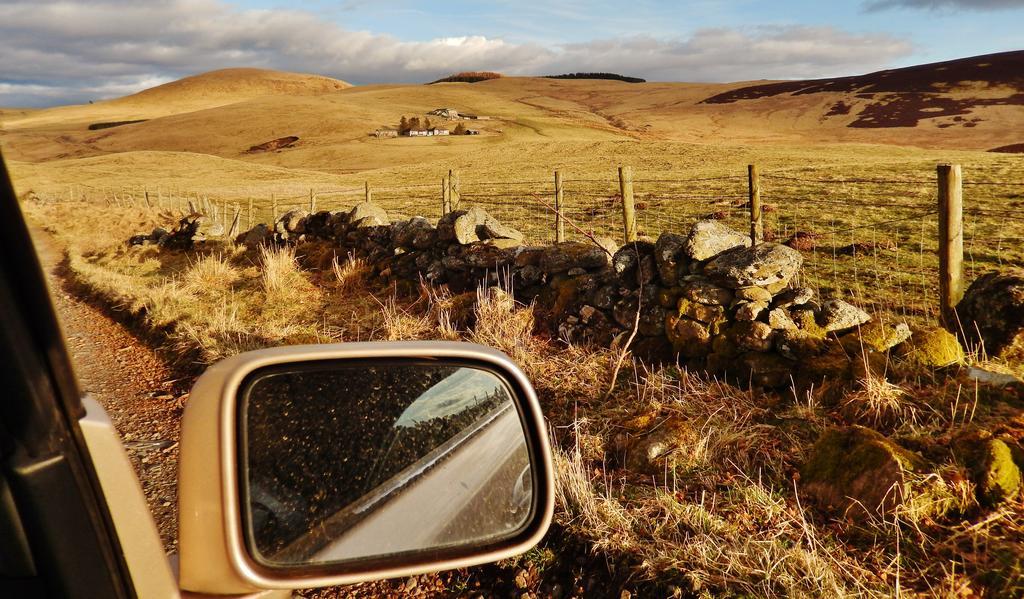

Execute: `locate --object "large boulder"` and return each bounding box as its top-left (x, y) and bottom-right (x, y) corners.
top-left (817, 299), bottom-right (871, 333)
top-left (348, 202), bottom-right (388, 225)
top-left (899, 326), bottom-right (964, 368)
top-left (850, 320), bottom-right (912, 353)
top-left (665, 314), bottom-right (712, 357)
top-left (654, 232), bottom-right (688, 286)
top-left (392, 217), bottom-right (435, 249)
top-left (972, 439), bottom-right (1022, 506)
top-left (680, 279), bottom-right (733, 306)
top-left (237, 224), bottom-right (274, 249)
top-left (479, 219), bottom-right (524, 242)
top-left (538, 242), bottom-right (610, 274)
top-left (436, 209), bottom-right (479, 244)
top-left (800, 426), bottom-right (926, 520)
top-left (612, 241), bottom-right (656, 286)
top-left (276, 208), bottom-right (309, 235)
top-left (956, 268), bottom-right (1024, 362)
top-left (683, 220), bottom-right (751, 261)
top-left (704, 243), bottom-right (803, 290)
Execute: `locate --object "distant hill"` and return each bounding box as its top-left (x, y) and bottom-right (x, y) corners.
top-left (0, 67), bottom-right (351, 130)
top-left (120, 68), bottom-right (351, 105)
top-left (430, 72), bottom-right (503, 84)
top-left (545, 73), bottom-right (646, 83)
top-left (701, 50), bottom-right (1024, 128)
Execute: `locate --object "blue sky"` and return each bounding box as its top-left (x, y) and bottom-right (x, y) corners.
top-left (0, 0), bottom-right (1022, 106)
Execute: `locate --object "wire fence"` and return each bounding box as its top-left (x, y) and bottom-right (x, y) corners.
top-left (33, 162), bottom-right (1024, 325)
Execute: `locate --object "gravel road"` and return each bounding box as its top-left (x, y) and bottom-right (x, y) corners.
top-left (31, 228), bottom-right (186, 552)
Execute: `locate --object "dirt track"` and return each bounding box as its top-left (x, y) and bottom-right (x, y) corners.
top-left (30, 227), bottom-right (185, 552)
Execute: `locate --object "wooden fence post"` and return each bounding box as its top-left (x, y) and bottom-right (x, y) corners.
top-left (365, 181), bottom-right (372, 204)
top-left (272, 194), bottom-right (278, 223)
top-left (619, 166), bottom-right (637, 243)
top-left (554, 170), bottom-right (565, 242)
top-left (228, 204), bottom-right (241, 239)
top-left (309, 189), bottom-right (316, 213)
top-left (449, 169), bottom-right (460, 211)
top-left (248, 198), bottom-right (254, 230)
top-left (441, 176), bottom-right (449, 215)
top-left (748, 164), bottom-right (763, 244)
top-left (937, 163), bottom-right (964, 329)
top-left (144, 188), bottom-right (151, 209)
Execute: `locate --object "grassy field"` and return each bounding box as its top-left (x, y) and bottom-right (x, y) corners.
top-left (13, 140), bottom-right (1024, 326)
top-left (6, 68), bottom-right (1024, 597)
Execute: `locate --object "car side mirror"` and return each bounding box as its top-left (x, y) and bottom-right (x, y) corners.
top-left (176, 341), bottom-right (554, 594)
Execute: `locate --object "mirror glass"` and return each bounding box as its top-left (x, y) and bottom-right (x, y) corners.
top-left (239, 360), bottom-right (534, 567)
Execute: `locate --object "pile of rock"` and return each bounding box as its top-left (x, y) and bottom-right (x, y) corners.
top-left (128, 213), bottom-right (224, 249)
top-left (131, 202), bottom-right (942, 388)
top-left (247, 204), bottom-right (902, 387)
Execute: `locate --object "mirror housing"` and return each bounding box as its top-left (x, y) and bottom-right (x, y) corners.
top-left (177, 341), bottom-right (554, 594)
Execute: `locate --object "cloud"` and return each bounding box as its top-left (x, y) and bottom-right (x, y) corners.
top-left (0, 0), bottom-right (913, 107)
top-left (865, 0), bottom-right (1024, 10)
top-left (551, 27), bottom-right (913, 82)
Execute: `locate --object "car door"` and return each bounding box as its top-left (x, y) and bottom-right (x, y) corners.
top-left (0, 154), bottom-right (137, 597)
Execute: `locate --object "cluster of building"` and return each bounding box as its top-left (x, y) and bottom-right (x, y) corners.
top-left (373, 108), bottom-right (486, 139)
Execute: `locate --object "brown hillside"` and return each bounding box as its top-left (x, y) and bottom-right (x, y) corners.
top-left (701, 50), bottom-right (1024, 128)
top-left (0, 68), bottom-right (351, 131)
top-left (120, 68), bottom-right (351, 105)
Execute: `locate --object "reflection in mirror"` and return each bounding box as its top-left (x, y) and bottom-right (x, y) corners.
top-left (239, 361), bottom-right (534, 567)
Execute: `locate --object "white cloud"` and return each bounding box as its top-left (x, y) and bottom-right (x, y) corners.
top-left (865, 0), bottom-right (1024, 10)
top-left (0, 0), bottom-right (913, 106)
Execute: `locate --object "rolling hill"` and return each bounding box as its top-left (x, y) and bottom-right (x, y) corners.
top-left (0, 68), bottom-right (351, 131)
top-left (1, 51), bottom-right (1022, 196)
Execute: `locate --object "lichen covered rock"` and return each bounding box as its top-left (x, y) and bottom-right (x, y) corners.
top-left (800, 426), bottom-right (926, 520)
top-left (817, 299), bottom-right (871, 333)
top-left (956, 268), bottom-right (1024, 362)
top-left (901, 326), bottom-right (965, 367)
top-left (704, 243), bottom-right (803, 290)
top-left (683, 220), bottom-right (751, 261)
top-left (974, 439), bottom-right (1022, 506)
top-left (539, 242), bottom-right (610, 273)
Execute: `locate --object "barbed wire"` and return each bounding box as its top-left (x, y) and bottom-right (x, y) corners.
top-left (762, 174), bottom-right (934, 185)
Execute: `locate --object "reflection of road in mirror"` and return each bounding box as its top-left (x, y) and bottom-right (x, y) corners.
top-left (241, 362), bottom-right (533, 567)
top-left (395, 368), bottom-right (507, 427)
top-left (312, 402), bottom-right (530, 562)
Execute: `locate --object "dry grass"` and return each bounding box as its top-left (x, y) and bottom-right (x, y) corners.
top-left (330, 252), bottom-right (369, 293)
top-left (20, 190), bottom-right (1024, 598)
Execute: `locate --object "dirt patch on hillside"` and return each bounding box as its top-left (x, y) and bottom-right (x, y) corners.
top-left (991, 143), bottom-right (1024, 153)
top-left (247, 135), bottom-right (300, 153)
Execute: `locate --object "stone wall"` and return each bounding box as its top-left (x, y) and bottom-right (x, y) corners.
top-left (133, 202), bottom-right (923, 388)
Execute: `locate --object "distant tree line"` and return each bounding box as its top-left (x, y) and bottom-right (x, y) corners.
top-left (429, 71), bottom-right (503, 84)
top-left (544, 73), bottom-right (646, 83)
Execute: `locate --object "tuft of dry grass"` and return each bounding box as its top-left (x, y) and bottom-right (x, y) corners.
top-left (330, 252), bottom-right (369, 294)
top-left (843, 371), bottom-right (918, 429)
top-left (181, 252), bottom-right (239, 296)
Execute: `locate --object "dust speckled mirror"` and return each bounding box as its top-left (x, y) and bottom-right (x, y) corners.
top-left (237, 359), bottom-right (535, 568)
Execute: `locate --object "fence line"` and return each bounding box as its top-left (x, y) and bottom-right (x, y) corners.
top-left (37, 160), bottom-right (1024, 326)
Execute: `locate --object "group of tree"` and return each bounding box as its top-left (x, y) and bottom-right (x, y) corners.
top-left (429, 71), bottom-right (503, 84)
top-left (544, 72), bottom-right (646, 83)
top-left (398, 115), bottom-right (433, 134)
